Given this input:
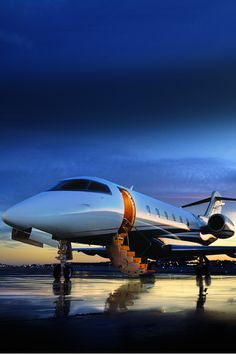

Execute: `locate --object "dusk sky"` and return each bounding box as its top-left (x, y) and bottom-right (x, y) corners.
top-left (1, 1), bottom-right (236, 264)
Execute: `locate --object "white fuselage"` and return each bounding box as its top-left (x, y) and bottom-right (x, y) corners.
top-left (2, 176), bottom-right (202, 246)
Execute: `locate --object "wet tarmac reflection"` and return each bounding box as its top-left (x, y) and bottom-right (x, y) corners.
top-left (2, 274), bottom-right (236, 352)
top-left (53, 280), bottom-right (72, 318)
top-left (195, 274), bottom-right (211, 313)
top-left (51, 274), bottom-right (212, 318)
top-left (104, 276), bottom-right (156, 313)
top-left (2, 273), bottom-right (236, 320)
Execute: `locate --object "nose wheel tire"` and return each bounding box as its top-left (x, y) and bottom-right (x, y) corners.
top-left (53, 264), bottom-right (73, 280)
top-left (63, 264), bottom-right (73, 281)
top-left (53, 264), bottom-right (62, 280)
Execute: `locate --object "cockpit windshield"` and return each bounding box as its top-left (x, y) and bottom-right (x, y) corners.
top-left (49, 179), bottom-right (112, 194)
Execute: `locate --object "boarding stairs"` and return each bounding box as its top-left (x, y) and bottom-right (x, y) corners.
top-left (107, 233), bottom-right (156, 277)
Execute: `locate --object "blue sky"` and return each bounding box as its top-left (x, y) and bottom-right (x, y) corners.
top-left (1, 1), bottom-right (236, 263)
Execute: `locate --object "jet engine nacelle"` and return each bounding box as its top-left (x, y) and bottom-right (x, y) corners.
top-left (203, 213), bottom-right (235, 239)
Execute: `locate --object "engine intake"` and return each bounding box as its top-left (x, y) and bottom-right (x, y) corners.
top-left (204, 213), bottom-right (235, 239)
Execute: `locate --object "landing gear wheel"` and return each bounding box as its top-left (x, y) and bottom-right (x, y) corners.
top-left (202, 257), bottom-right (210, 276)
top-left (147, 261), bottom-right (156, 270)
top-left (53, 264), bottom-right (61, 281)
top-left (63, 264), bottom-right (73, 281)
top-left (196, 256), bottom-right (210, 277)
top-left (139, 261), bottom-right (156, 277)
top-left (55, 240), bottom-right (73, 280)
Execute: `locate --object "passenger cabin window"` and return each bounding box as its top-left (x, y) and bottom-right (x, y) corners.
top-left (186, 218), bottom-right (190, 227)
top-left (155, 208), bottom-right (160, 217)
top-left (172, 214), bottom-right (176, 221)
top-left (146, 205), bottom-right (151, 214)
top-left (179, 216), bottom-right (183, 223)
top-left (49, 179), bottom-right (112, 195)
top-left (164, 211), bottom-right (168, 219)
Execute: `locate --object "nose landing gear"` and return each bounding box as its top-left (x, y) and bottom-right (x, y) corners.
top-left (53, 240), bottom-right (73, 281)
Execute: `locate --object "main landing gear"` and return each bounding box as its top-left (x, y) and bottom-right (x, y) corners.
top-left (196, 256), bottom-right (210, 277)
top-left (53, 240), bottom-right (73, 281)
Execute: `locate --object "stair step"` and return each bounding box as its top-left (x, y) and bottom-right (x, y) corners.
top-left (120, 250), bottom-right (128, 257)
top-left (119, 233), bottom-right (127, 239)
top-left (139, 263), bottom-right (148, 270)
top-left (114, 239), bottom-right (123, 245)
top-left (133, 257), bottom-right (141, 263)
top-left (125, 262), bottom-right (140, 272)
top-left (147, 269), bottom-right (156, 273)
top-left (127, 251), bottom-right (135, 257)
top-left (120, 245), bottom-right (129, 251)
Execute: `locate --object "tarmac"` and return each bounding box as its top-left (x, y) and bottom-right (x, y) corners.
top-left (1, 272), bottom-right (236, 352)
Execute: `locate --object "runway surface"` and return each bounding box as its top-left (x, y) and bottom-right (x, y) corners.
top-left (1, 273), bottom-right (236, 352)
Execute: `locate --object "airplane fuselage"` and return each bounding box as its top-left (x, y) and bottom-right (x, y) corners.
top-left (2, 176), bottom-right (236, 277)
top-left (3, 176), bottom-right (201, 243)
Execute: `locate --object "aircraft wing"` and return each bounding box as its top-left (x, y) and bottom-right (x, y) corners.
top-left (72, 247), bottom-right (108, 258)
top-left (162, 244), bottom-right (236, 258)
top-left (73, 243), bottom-right (236, 259)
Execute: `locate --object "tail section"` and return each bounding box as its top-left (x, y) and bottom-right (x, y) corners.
top-left (204, 191), bottom-right (224, 217)
top-left (182, 192), bottom-right (235, 239)
top-left (182, 191), bottom-right (226, 216)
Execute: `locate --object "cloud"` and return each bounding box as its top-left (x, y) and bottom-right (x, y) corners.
top-left (0, 141), bottom-right (235, 209)
top-left (0, 230), bottom-right (11, 241)
top-left (0, 227), bottom-right (18, 249)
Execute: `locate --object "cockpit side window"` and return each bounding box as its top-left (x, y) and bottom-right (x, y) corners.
top-left (49, 179), bottom-right (112, 194)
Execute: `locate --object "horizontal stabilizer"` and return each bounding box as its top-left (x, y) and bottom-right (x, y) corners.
top-left (182, 195), bottom-right (236, 209)
top-left (182, 191), bottom-right (236, 217)
top-left (182, 197), bottom-right (211, 208)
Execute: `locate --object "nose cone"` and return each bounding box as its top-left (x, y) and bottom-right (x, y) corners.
top-left (2, 193), bottom-right (53, 230)
top-left (1, 191), bottom-right (90, 234)
top-left (2, 205), bottom-right (32, 230)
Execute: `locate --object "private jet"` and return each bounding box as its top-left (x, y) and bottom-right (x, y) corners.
top-left (2, 176), bottom-right (236, 279)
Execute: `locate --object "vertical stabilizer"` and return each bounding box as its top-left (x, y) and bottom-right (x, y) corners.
top-left (204, 191), bottom-right (224, 217)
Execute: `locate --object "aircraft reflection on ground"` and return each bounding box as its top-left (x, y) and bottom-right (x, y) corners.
top-left (195, 274), bottom-right (211, 313)
top-left (53, 280), bottom-right (72, 318)
top-left (104, 276), bottom-right (156, 313)
top-left (52, 274), bottom-right (212, 318)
